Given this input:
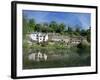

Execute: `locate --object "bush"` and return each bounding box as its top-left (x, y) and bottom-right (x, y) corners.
top-left (77, 40), bottom-right (90, 56)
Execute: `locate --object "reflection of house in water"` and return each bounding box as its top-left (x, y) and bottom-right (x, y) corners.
top-left (29, 32), bottom-right (48, 43)
top-left (28, 51), bottom-right (72, 62)
top-left (28, 52), bottom-right (48, 62)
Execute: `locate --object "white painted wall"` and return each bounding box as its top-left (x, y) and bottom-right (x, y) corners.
top-left (29, 33), bottom-right (48, 42)
top-left (30, 33), bottom-right (38, 41)
top-left (44, 34), bottom-right (48, 42)
top-left (0, 0), bottom-right (100, 80)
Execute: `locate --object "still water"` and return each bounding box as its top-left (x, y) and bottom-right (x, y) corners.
top-left (23, 48), bottom-right (90, 69)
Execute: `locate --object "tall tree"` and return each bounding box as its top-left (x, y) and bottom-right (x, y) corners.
top-left (86, 27), bottom-right (91, 42)
top-left (34, 24), bottom-right (42, 32)
top-left (28, 19), bottom-right (35, 32)
top-left (67, 26), bottom-right (72, 32)
top-left (41, 23), bottom-right (49, 32)
top-left (56, 23), bottom-right (65, 33)
top-left (80, 29), bottom-right (87, 36)
top-left (23, 15), bottom-right (28, 38)
top-left (59, 23), bottom-right (65, 31)
top-left (75, 27), bottom-right (80, 33)
top-left (49, 21), bottom-right (58, 32)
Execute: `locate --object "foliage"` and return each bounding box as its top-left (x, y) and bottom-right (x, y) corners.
top-left (34, 24), bottom-right (42, 32)
top-left (77, 40), bottom-right (90, 56)
top-left (23, 15), bottom-right (91, 42)
top-left (67, 26), bottom-right (72, 33)
top-left (23, 15), bottom-right (28, 38)
top-left (86, 28), bottom-right (91, 42)
top-left (28, 19), bottom-right (35, 32)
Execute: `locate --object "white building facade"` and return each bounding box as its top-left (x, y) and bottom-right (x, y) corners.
top-left (29, 32), bottom-right (48, 43)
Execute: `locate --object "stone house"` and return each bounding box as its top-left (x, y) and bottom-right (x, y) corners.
top-left (69, 36), bottom-right (83, 46)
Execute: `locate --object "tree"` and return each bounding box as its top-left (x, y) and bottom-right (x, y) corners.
top-left (34, 24), bottom-right (42, 32)
top-left (49, 21), bottom-right (58, 32)
top-left (86, 27), bottom-right (91, 42)
top-left (43, 22), bottom-right (49, 27)
top-left (80, 29), bottom-right (87, 36)
top-left (77, 39), bottom-right (90, 56)
top-left (23, 15), bottom-right (28, 38)
top-left (28, 19), bottom-right (35, 32)
top-left (41, 23), bottom-right (49, 33)
top-left (48, 27), bottom-right (53, 32)
top-left (41, 26), bottom-right (48, 33)
top-left (75, 27), bottom-right (80, 33)
top-left (67, 26), bottom-right (72, 32)
top-left (57, 23), bottom-right (65, 33)
top-left (80, 27), bottom-right (91, 42)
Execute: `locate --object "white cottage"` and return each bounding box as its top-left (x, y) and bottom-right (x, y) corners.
top-left (29, 32), bottom-right (48, 43)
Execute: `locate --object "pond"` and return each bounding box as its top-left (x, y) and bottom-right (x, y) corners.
top-left (23, 47), bottom-right (91, 69)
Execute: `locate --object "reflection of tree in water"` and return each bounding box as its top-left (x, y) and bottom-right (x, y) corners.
top-left (23, 45), bottom-right (91, 69)
top-left (76, 42), bottom-right (91, 66)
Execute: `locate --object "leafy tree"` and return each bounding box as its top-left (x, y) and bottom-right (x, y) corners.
top-left (77, 39), bottom-right (90, 56)
top-left (41, 23), bottom-right (49, 33)
top-left (67, 26), bottom-right (72, 32)
top-left (23, 15), bottom-right (28, 38)
top-left (57, 23), bottom-right (65, 33)
top-left (49, 21), bottom-right (58, 32)
top-left (80, 27), bottom-right (91, 42)
top-left (75, 27), bottom-right (80, 33)
top-left (28, 19), bottom-right (35, 32)
top-left (34, 24), bottom-right (42, 32)
top-left (80, 29), bottom-right (87, 36)
top-left (86, 27), bottom-right (91, 42)
top-left (41, 26), bottom-right (48, 33)
top-left (43, 22), bottom-right (49, 27)
top-left (48, 27), bottom-right (53, 32)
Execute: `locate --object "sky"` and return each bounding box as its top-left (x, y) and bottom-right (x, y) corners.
top-left (23, 10), bottom-right (91, 30)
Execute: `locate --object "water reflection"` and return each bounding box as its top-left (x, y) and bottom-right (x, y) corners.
top-left (23, 48), bottom-right (90, 69)
top-left (28, 52), bottom-right (48, 61)
top-left (28, 50), bottom-right (79, 62)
